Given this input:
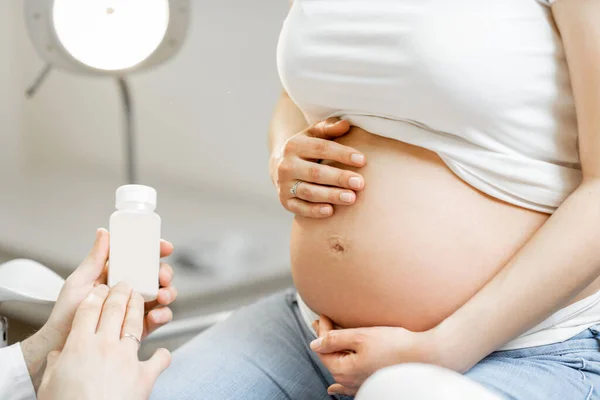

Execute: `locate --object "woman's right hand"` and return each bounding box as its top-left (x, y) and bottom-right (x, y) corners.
top-left (270, 118), bottom-right (367, 218)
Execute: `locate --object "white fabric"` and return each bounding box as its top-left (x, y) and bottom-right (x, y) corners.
top-left (355, 364), bottom-right (503, 400)
top-left (279, 0), bottom-right (600, 350)
top-left (0, 343), bottom-right (36, 400)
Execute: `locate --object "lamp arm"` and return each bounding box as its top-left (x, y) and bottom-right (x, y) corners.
top-left (24, 71), bottom-right (138, 184)
top-left (25, 64), bottom-right (52, 98)
top-left (116, 77), bottom-right (137, 184)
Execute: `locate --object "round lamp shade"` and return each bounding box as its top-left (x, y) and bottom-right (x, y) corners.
top-left (24, 0), bottom-right (190, 75)
top-left (52, 0), bottom-right (170, 71)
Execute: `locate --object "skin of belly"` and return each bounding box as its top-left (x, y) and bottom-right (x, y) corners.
top-left (290, 127), bottom-right (554, 332)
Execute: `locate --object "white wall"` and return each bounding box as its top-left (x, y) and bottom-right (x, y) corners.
top-left (18, 1), bottom-right (289, 201)
top-left (0, 2), bottom-right (294, 275)
top-left (0, 2), bottom-right (24, 175)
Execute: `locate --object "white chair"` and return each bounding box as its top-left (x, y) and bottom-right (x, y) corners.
top-left (0, 259), bottom-right (64, 329)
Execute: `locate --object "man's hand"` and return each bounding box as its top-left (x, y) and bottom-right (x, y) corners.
top-left (22, 228), bottom-right (177, 389)
top-left (38, 283), bottom-right (171, 400)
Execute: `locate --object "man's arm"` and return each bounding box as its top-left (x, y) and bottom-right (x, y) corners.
top-left (0, 343), bottom-right (37, 400)
top-left (20, 327), bottom-right (63, 390)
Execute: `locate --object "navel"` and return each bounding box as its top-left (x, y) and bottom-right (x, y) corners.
top-left (328, 235), bottom-right (348, 255)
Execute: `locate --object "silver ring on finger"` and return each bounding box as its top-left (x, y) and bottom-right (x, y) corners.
top-left (290, 180), bottom-right (304, 198)
top-left (121, 333), bottom-right (141, 348)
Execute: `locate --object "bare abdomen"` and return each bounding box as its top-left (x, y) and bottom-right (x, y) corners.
top-left (290, 127), bottom-right (548, 331)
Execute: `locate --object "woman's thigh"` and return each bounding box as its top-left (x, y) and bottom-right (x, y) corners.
top-left (150, 289), bottom-right (333, 400)
top-left (465, 326), bottom-right (600, 400)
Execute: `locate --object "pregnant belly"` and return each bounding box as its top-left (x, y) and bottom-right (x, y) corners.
top-left (290, 127), bottom-right (549, 332)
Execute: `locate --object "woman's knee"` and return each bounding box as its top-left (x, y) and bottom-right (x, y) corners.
top-left (355, 364), bottom-right (503, 400)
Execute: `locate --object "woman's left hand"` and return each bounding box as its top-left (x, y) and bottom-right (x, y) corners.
top-left (310, 315), bottom-right (441, 397)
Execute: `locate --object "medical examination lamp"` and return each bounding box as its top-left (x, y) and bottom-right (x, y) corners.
top-left (23, 0), bottom-right (190, 183)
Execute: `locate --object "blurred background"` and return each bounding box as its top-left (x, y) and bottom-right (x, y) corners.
top-left (0, 1), bottom-right (294, 357)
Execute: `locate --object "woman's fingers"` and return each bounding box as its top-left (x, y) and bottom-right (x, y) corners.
top-left (307, 118), bottom-right (351, 140)
top-left (284, 159), bottom-right (364, 190)
top-left (318, 315), bottom-right (334, 338)
top-left (120, 291), bottom-right (145, 351)
top-left (96, 282), bottom-right (132, 338)
top-left (292, 181), bottom-right (357, 205)
top-left (70, 284), bottom-right (110, 335)
top-left (328, 384), bottom-right (357, 397)
top-left (286, 198), bottom-right (334, 218)
top-left (274, 118), bottom-right (365, 218)
top-left (289, 135), bottom-right (366, 168)
top-left (312, 320), bottom-right (319, 336)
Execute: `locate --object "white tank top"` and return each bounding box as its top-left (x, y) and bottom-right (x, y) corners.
top-left (278, 0), bottom-right (600, 350)
top-left (279, 0), bottom-right (578, 214)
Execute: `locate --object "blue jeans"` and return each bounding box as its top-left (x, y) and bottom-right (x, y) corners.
top-left (151, 289), bottom-right (600, 400)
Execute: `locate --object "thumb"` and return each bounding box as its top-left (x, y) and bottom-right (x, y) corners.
top-left (70, 229), bottom-right (109, 283)
top-left (311, 329), bottom-right (359, 354)
top-left (142, 348), bottom-right (172, 384)
top-left (307, 118), bottom-right (351, 139)
top-left (318, 315), bottom-right (334, 338)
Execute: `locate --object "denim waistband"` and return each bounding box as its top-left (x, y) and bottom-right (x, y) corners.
top-left (490, 324), bottom-right (600, 358)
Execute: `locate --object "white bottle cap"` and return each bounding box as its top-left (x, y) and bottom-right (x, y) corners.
top-left (115, 185), bottom-right (157, 210)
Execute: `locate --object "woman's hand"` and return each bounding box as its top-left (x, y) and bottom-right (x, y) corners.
top-left (38, 283), bottom-right (171, 400)
top-left (270, 118), bottom-right (367, 218)
top-left (311, 315), bottom-right (441, 397)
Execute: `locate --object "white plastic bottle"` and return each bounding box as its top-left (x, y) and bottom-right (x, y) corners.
top-left (109, 185), bottom-right (161, 301)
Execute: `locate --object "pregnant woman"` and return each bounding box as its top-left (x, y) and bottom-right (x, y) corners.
top-left (152, 0), bottom-right (600, 398)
